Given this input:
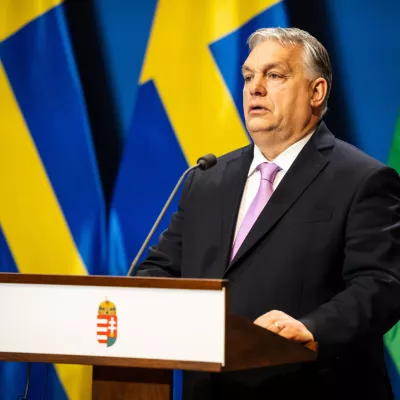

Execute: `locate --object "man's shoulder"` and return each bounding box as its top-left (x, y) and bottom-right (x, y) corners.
top-left (216, 144), bottom-right (253, 165)
top-left (332, 137), bottom-right (385, 171)
top-left (317, 121), bottom-right (385, 172)
top-left (189, 144), bottom-right (252, 187)
top-left (325, 136), bottom-right (400, 192)
top-left (197, 144), bottom-right (252, 174)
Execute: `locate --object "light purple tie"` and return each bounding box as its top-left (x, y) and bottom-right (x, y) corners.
top-left (231, 162), bottom-right (280, 261)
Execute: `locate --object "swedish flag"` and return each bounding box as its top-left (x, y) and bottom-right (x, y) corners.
top-left (1, 1), bottom-right (105, 398)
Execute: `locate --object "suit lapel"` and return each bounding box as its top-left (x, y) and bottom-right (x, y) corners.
top-left (224, 122), bottom-right (335, 275)
top-left (217, 145), bottom-right (254, 275)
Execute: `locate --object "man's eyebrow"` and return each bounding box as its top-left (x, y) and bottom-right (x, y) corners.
top-left (241, 62), bottom-right (289, 75)
top-left (241, 65), bottom-right (252, 75)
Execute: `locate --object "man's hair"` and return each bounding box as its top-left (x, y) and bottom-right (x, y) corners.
top-left (247, 27), bottom-right (332, 116)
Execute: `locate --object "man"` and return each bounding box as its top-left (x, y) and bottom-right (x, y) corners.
top-left (135, 28), bottom-right (400, 399)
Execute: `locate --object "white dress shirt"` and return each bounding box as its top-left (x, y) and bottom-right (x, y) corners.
top-left (234, 132), bottom-right (314, 240)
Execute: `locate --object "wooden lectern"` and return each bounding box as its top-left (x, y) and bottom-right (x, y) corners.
top-left (0, 273), bottom-right (317, 399)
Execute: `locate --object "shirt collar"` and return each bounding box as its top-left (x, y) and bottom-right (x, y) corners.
top-left (248, 130), bottom-right (315, 177)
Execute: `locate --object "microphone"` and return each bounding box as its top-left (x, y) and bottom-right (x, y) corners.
top-left (196, 154), bottom-right (217, 170)
top-left (127, 154), bottom-right (217, 276)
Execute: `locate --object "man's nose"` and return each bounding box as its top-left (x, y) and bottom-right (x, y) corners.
top-left (250, 76), bottom-right (266, 96)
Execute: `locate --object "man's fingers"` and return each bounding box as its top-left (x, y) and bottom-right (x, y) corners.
top-left (254, 310), bottom-right (283, 327)
top-left (258, 319), bottom-right (313, 343)
top-left (255, 317), bottom-right (288, 334)
top-left (266, 321), bottom-right (284, 333)
top-left (278, 324), bottom-right (313, 343)
top-left (254, 311), bottom-right (314, 343)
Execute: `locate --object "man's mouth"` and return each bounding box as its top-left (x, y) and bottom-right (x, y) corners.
top-left (249, 105), bottom-right (268, 114)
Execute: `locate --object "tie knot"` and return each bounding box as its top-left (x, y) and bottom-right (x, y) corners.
top-left (258, 162), bottom-right (280, 183)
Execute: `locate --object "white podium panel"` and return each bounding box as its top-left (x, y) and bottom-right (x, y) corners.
top-left (0, 282), bottom-right (226, 364)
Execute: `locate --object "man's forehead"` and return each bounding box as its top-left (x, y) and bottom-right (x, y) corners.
top-left (243, 40), bottom-right (303, 69)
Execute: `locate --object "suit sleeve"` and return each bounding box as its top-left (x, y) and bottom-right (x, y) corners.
top-left (133, 170), bottom-right (195, 278)
top-left (300, 166), bottom-right (400, 352)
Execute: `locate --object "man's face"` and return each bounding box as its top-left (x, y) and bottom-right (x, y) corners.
top-left (242, 40), bottom-right (314, 147)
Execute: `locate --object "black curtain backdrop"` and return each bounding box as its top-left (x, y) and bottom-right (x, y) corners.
top-left (65, 0), bottom-right (123, 208)
top-left (285, 0), bottom-right (353, 144)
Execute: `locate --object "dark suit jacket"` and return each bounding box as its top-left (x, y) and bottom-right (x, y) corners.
top-left (136, 122), bottom-right (400, 399)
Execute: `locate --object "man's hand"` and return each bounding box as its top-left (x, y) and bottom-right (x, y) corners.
top-left (254, 310), bottom-right (314, 343)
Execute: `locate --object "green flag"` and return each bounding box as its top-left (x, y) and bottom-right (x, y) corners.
top-left (388, 115), bottom-right (400, 174)
top-left (384, 114), bottom-right (400, 392)
top-left (385, 323), bottom-right (400, 375)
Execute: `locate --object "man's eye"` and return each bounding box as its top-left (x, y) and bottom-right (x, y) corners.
top-left (268, 73), bottom-right (282, 80)
top-left (244, 76), bottom-right (252, 82)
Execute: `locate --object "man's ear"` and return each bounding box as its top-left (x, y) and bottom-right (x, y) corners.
top-left (310, 77), bottom-right (328, 109)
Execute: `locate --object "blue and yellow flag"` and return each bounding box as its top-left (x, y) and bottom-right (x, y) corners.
top-left (0, 1), bottom-right (106, 398)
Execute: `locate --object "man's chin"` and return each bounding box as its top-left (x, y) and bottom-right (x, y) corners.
top-left (246, 122), bottom-right (277, 134)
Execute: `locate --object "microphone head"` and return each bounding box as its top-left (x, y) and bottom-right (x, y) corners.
top-left (197, 154), bottom-right (217, 170)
